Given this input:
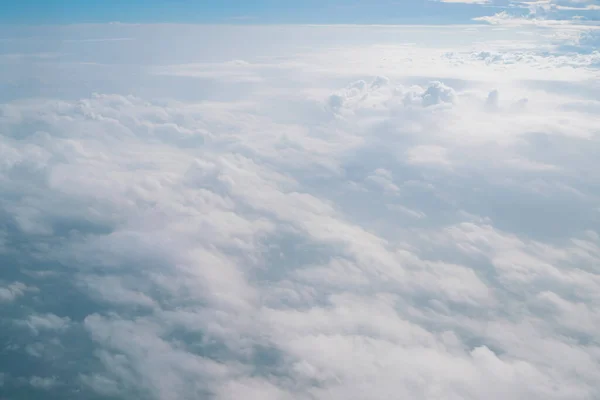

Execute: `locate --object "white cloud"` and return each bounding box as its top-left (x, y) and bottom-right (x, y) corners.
top-left (474, 0), bottom-right (600, 24)
top-left (29, 376), bottom-right (59, 390)
top-left (0, 282), bottom-right (30, 303)
top-left (406, 145), bottom-right (452, 167)
top-left (1, 23), bottom-right (600, 400)
top-left (18, 313), bottom-right (71, 335)
top-left (576, 28), bottom-right (600, 48)
top-left (79, 275), bottom-right (158, 309)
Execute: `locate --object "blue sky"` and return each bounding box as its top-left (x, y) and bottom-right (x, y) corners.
top-left (0, 0), bottom-right (509, 24)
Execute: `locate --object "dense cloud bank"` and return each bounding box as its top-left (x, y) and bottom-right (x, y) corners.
top-left (1, 23), bottom-right (600, 399)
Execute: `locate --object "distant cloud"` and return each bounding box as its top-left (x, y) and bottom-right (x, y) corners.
top-left (475, 0), bottom-right (600, 23)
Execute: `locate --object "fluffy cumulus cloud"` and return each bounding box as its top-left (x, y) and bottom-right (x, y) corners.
top-left (1, 23), bottom-right (600, 399)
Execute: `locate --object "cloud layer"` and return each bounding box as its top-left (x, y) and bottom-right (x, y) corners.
top-left (1, 23), bottom-right (600, 399)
